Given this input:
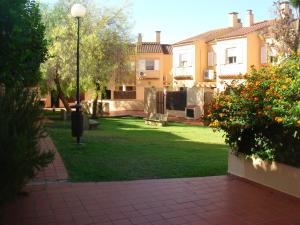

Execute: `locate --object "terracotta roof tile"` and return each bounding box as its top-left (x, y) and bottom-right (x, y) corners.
top-left (131, 42), bottom-right (172, 54)
top-left (174, 27), bottom-right (238, 45)
top-left (218, 20), bottom-right (273, 40)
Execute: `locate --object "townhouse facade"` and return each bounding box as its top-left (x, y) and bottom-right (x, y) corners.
top-left (171, 9), bottom-right (280, 92)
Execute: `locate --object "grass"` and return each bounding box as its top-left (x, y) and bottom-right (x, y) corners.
top-left (45, 112), bottom-right (228, 182)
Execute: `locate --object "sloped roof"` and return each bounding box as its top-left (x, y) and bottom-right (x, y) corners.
top-left (218, 20), bottom-right (273, 40)
top-left (174, 27), bottom-right (238, 45)
top-left (135, 42), bottom-right (172, 54)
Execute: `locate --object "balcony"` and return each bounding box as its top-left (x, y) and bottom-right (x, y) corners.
top-left (173, 67), bottom-right (194, 80)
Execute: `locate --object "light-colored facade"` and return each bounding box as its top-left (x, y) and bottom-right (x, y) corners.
top-left (171, 4), bottom-right (289, 92)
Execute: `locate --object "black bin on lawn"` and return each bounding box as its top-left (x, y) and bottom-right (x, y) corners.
top-left (71, 111), bottom-right (83, 137)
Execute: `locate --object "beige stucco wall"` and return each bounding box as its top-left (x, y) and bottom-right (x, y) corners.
top-left (135, 52), bottom-right (172, 101)
top-left (228, 152), bottom-right (300, 198)
top-left (86, 99), bottom-right (143, 112)
top-left (195, 40), bottom-right (208, 83)
top-left (247, 32), bottom-right (262, 71)
top-left (163, 54), bottom-right (173, 85)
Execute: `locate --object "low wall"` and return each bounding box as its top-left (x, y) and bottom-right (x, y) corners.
top-left (228, 152), bottom-right (300, 198)
top-left (86, 99), bottom-right (144, 112)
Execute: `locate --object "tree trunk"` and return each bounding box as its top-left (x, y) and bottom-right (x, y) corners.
top-left (92, 93), bottom-right (98, 119)
top-left (54, 77), bottom-right (71, 112)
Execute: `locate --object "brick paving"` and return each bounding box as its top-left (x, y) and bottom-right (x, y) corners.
top-left (32, 136), bottom-right (68, 184)
top-left (1, 176), bottom-right (300, 225)
top-left (1, 127), bottom-right (300, 225)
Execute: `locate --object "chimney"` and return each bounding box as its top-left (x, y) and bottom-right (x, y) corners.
top-left (245, 10), bottom-right (254, 27)
top-left (229, 12), bottom-right (242, 28)
top-left (279, 1), bottom-right (293, 18)
top-left (137, 33), bottom-right (142, 45)
top-left (156, 31), bottom-right (161, 43)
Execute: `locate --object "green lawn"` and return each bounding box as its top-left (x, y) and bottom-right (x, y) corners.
top-left (46, 113), bottom-right (228, 182)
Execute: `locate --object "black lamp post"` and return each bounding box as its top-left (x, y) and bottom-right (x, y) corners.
top-left (71, 3), bottom-right (86, 144)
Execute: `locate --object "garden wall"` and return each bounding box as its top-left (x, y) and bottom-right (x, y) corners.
top-left (102, 100), bottom-right (143, 112)
top-left (228, 152), bottom-right (300, 198)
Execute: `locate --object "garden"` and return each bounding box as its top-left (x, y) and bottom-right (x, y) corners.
top-left (46, 114), bottom-right (228, 181)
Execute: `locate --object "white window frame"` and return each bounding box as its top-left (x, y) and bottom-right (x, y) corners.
top-left (179, 53), bottom-right (191, 67)
top-left (226, 47), bottom-right (238, 64)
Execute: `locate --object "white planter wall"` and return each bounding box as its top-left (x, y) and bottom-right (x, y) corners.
top-left (228, 152), bottom-right (300, 198)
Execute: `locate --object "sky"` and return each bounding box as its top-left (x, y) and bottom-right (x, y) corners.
top-left (40, 0), bottom-right (284, 44)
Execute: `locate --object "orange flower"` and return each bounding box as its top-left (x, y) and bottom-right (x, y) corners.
top-left (275, 117), bottom-right (284, 123)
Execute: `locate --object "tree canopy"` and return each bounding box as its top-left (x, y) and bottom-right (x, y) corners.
top-left (0, 0), bottom-right (48, 88)
top-left (41, 0), bottom-right (133, 111)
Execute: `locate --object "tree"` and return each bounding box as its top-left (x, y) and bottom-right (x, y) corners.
top-left (290, 0), bottom-right (300, 45)
top-left (0, 0), bottom-right (48, 88)
top-left (0, 0), bottom-right (54, 204)
top-left (41, 0), bottom-right (133, 113)
top-left (266, 1), bottom-right (299, 54)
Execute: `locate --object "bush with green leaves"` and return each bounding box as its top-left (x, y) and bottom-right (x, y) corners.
top-left (206, 55), bottom-right (300, 167)
top-left (0, 87), bottom-right (54, 204)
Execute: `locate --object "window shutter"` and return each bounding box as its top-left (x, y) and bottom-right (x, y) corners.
top-left (208, 52), bottom-right (214, 66)
top-left (261, 46), bottom-right (267, 64)
top-left (154, 60), bottom-right (160, 70)
top-left (138, 60), bottom-right (145, 71)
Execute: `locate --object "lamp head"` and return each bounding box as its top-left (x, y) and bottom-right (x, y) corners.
top-left (71, 3), bottom-right (86, 18)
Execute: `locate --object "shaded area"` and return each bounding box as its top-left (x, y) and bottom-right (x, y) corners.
top-left (46, 117), bottom-right (228, 182)
top-left (1, 176), bottom-right (300, 225)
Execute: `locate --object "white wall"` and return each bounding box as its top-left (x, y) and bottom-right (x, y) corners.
top-left (216, 37), bottom-right (247, 91)
top-left (172, 45), bottom-right (196, 88)
top-left (216, 38), bottom-right (248, 76)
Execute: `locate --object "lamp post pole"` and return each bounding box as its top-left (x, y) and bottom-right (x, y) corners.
top-left (71, 3), bottom-right (86, 144)
top-left (76, 16), bottom-right (80, 144)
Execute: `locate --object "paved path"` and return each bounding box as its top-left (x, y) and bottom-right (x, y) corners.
top-left (1, 134), bottom-right (300, 225)
top-left (1, 176), bottom-right (300, 225)
top-left (32, 136), bottom-right (68, 184)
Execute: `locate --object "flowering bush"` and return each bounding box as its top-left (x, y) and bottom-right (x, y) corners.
top-left (206, 55), bottom-right (300, 167)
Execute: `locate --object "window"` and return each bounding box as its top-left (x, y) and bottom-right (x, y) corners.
top-left (126, 86), bottom-right (136, 91)
top-left (139, 59), bottom-right (159, 71)
top-left (269, 48), bottom-right (277, 64)
top-left (228, 56), bottom-right (237, 64)
top-left (270, 56), bottom-right (278, 64)
top-left (179, 53), bottom-right (190, 67)
top-left (226, 48), bottom-right (237, 64)
top-left (145, 60), bottom-right (155, 70)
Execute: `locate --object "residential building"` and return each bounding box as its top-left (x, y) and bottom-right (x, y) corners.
top-left (134, 31), bottom-right (172, 101)
top-left (172, 2), bottom-right (292, 92)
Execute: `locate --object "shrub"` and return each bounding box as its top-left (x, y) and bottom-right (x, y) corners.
top-left (0, 87), bottom-right (54, 204)
top-left (206, 55), bottom-right (300, 167)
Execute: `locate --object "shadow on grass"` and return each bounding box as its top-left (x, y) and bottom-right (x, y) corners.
top-left (46, 116), bottom-right (228, 182)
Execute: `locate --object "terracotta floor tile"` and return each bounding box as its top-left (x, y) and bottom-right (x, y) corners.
top-left (2, 134), bottom-right (300, 225)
